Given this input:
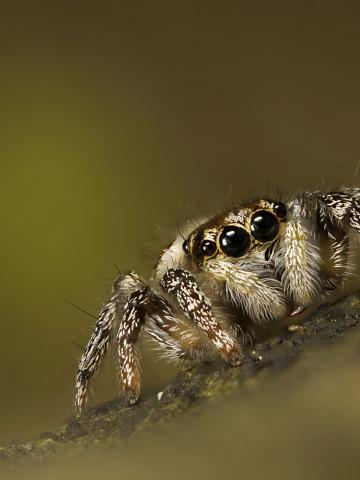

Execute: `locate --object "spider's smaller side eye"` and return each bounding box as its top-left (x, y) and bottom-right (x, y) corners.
top-left (201, 240), bottom-right (217, 256)
top-left (219, 226), bottom-right (250, 257)
top-left (250, 210), bottom-right (279, 242)
top-left (273, 201), bottom-right (287, 219)
top-left (182, 239), bottom-right (190, 254)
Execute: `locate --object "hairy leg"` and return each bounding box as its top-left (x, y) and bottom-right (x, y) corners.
top-left (117, 287), bottom-right (149, 405)
top-left (118, 283), bottom-right (218, 404)
top-left (75, 273), bottom-right (139, 412)
top-left (160, 267), bottom-right (243, 366)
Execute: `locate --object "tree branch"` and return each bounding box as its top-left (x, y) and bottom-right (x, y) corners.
top-left (2, 291), bottom-right (360, 465)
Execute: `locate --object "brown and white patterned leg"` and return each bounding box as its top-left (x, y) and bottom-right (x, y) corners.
top-left (75, 273), bottom-right (140, 413)
top-left (117, 285), bottom-right (215, 404)
top-left (160, 267), bottom-right (243, 366)
top-left (145, 293), bottom-right (213, 363)
top-left (117, 287), bottom-right (149, 405)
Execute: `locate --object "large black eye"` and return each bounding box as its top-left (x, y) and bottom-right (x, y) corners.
top-left (250, 210), bottom-right (279, 242)
top-left (201, 240), bottom-right (217, 256)
top-left (273, 202), bottom-right (287, 219)
top-left (182, 239), bottom-right (190, 254)
top-left (219, 226), bottom-right (250, 257)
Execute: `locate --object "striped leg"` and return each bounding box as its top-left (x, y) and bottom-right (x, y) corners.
top-left (317, 190), bottom-right (360, 290)
top-left (160, 267), bottom-right (243, 366)
top-left (117, 287), bottom-right (149, 405)
top-left (118, 285), bottom-right (214, 405)
top-left (75, 273), bottom-right (139, 413)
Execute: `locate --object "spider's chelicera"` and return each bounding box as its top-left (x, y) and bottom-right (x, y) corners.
top-left (75, 188), bottom-right (360, 412)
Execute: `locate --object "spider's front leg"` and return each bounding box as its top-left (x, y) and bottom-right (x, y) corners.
top-left (118, 282), bottom-right (225, 404)
top-left (77, 271), bottom-right (227, 410)
top-left (160, 267), bottom-right (243, 366)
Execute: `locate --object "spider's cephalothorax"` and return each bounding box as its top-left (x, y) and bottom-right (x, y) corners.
top-left (75, 188), bottom-right (360, 412)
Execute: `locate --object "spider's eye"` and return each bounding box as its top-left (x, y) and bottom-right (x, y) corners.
top-left (273, 202), bottom-right (287, 219)
top-left (201, 240), bottom-right (217, 256)
top-left (219, 226), bottom-right (250, 257)
top-left (182, 239), bottom-right (190, 255)
top-left (250, 210), bottom-right (279, 242)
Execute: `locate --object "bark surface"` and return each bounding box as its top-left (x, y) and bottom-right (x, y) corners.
top-left (2, 291), bottom-right (360, 465)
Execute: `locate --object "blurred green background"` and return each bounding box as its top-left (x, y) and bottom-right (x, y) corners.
top-left (1, 0), bottom-right (360, 477)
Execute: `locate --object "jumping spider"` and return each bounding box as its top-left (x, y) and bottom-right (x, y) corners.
top-left (75, 188), bottom-right (360, 412)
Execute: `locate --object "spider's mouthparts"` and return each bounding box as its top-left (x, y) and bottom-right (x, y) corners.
top-left (286, 306), bottom-right (307, 318)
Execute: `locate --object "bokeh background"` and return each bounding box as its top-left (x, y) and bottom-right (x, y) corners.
top-left (2, 0), bottom-right (360, 478)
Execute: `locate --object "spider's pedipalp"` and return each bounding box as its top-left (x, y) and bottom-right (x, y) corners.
top-left (279, 220), bottom-right (322, 306)
top-left (205, 259), bottom-right (289, 322)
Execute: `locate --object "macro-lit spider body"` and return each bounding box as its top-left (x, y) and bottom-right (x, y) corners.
top-left (75, 188), bottom-right (360, 412)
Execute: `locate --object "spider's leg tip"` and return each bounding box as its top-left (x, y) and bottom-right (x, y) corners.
top-left (125, 388), bottom-right (141, 406)
top-left (228, 349), bottom-right (244, 367)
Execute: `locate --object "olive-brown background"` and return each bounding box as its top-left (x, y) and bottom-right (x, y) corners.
top-left (1, 1), bottom-right (360, 478)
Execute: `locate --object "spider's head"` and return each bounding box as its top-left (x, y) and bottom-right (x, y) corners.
top-left (182, 200), bottom-right (287, 269)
